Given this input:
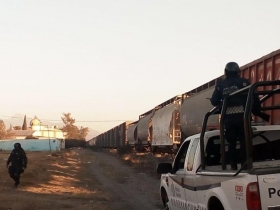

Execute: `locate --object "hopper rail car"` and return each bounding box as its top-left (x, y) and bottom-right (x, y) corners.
top-left (94, 49), bottom-right (280, 154)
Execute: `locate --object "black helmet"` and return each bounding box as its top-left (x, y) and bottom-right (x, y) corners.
top-left (14, 142), bottom-right (21, 149)
top-left (225, 62), bottom-right (240, 74)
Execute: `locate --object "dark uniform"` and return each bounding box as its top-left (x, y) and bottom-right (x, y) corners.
top-left (210, 62), bottom-right (250, 170)
top-left (6, 143), bottom-right (28, 187)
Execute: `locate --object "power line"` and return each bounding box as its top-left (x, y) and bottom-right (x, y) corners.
top-left (0, 115), bottom-right (136, 123)
top-left (41, 119), bottom-right (136, 123)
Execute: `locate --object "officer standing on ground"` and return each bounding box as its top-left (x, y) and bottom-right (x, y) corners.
top-left (6, 143), bottom-right (28, 187)
top-left (210, 62), bottom-right (250, 170)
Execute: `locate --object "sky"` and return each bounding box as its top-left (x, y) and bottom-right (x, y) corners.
top-left (1, 0), bottom-right (280, 134)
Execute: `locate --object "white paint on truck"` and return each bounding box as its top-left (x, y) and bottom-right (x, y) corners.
top-left (158, 126), bottom-right (280, 210)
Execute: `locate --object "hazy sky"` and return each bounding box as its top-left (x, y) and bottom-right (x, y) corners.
top-left (1, 0), bottom-right (280, 133)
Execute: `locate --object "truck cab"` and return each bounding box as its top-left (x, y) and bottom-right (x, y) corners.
top-left (157, 80), bottom-right (280, 210)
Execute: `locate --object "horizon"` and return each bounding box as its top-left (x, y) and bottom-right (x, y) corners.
top-left (1, 1), bottom-right (280, 133)
top-left (1, 113), bottom-right (100, 140)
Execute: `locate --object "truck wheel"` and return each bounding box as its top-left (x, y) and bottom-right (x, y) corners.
top-left (161, 189), bottom-right (169, 210)
top-left (209, 197), bottom-right (224, 210)
top-left (163, 196), bottom-right (169, 210)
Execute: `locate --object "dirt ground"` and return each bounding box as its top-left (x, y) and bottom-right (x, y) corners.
top-left (0, 147), bottom-right (173, 210)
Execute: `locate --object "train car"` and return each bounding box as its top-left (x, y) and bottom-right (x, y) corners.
top-left (178, 49), bottom-right (280, 139)
top-left (114, 126), bottom-right (120, 148)
top-left (87, 137), bottom-right (96, 146)
top-left (149, 49), bottom-right (280, 153)
top-left (136, 111), bottom-right (154, 151)
top-left (117, 121), bottom-right (132, 147)
top-left (146, 88), bottom-right (220, 154)
top-left (94, 49), bottom-right (280, 154)
top-left (95, 121), bottom-right (132, 149)
top-left (105, 131), bottom-right (109, 148)
top-left (108, 128), bottom-right (113, 148)
top-left (180, 86), bottom-right (220, 141)
top-left (95, 135), bottom-right (100, 147)
top-left (103, 132), bottom-right (106, 148)
top-left (101, 133), bottom-right (105, 148)
top-left (127, 121), bottom-right (138, 147)
top-left (111, 127), bottom-right (117, 148)
top-left (240, 49), bottom-right (280, 124)
top-left (151, 95), bottom-right (182, 154)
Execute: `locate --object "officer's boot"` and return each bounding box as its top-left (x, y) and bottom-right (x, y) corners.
top-left (14, 175), bottom-right (20, 187)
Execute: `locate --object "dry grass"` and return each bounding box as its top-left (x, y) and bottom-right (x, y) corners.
top-left (0, 148), bottom-right (172, 210)
top-left (0, 149), bottom-right (111, 210)
top-left (107, 149), bottom-right (174, 179)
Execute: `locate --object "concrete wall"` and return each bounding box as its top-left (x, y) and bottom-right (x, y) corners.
top-left (0, 139), bottom-right (62, 151)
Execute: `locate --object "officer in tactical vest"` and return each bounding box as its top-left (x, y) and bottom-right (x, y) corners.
top-left (210, 62), bottom-right (251, 170)
top-left (6, 143), bottom-right (28, 187)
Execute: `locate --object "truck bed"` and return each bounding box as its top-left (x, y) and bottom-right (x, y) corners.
top-left (198, 160), bottom-right (280, 176)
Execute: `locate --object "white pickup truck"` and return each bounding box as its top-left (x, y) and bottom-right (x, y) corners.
top-left (157, 80), bottom-right (280, 210)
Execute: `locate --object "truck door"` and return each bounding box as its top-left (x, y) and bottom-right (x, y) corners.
top-left (168, 140), bottom-right (190, 210)
top-left (258, 173), bottom-right (280, 209)
top-left (184, 137), bottom-right (200, 210)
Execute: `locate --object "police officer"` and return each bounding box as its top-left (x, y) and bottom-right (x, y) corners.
top-left (210, 62), bottom-right (250, 170)
top-left (6, 143), bottom-right (28, 187)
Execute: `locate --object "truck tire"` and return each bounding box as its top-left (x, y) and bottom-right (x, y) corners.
top-left (208, 197), bottom-right (224, 210)
top-left (161, 189), bottom-right (169, 210)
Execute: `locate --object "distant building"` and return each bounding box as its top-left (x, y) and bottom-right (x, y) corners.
top-left (1, 116), bottom-right (67, 151)
top-left (9, 130), bottom-right (36, 139)
top-left (29, 116), bottom-right (66, 140)
top-left (8, 116), bottom-right (66, 140)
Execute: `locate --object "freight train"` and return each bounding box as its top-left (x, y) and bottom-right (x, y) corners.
top-left (94, 49), bottom-right (280, 153)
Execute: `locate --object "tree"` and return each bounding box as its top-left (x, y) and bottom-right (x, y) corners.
top-left (0, 120), bottom-right (6, 139)
top-left (0, 120), bottom-right (14, 140)
top-left (22, 115), bottom-right (28, 130)
top-left (61, 113), bottom-right (89, 140)
top-left (5, 130), bottom-right (14, 139)
top-left (13, 126), bottom-right (22, 130)
top-left (78, 126), bottom-right (89, 140)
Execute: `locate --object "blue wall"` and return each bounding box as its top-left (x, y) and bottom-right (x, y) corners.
top-left (0, 139), bottom-right (61, 151)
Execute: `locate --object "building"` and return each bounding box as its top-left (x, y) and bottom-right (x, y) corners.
top-left (0, 116), bottom-right (67, 151)
top-left (29, 116), bottom-right (66, 140)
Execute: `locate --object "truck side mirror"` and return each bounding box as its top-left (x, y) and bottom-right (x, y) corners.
top-left (157, 163), bottom-right (172, 174)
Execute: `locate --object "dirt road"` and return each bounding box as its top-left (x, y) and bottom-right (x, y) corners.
top-left (0, 148), bottom-right (168, 210)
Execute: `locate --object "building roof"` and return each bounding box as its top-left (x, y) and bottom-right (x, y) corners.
top-left (30, 116), bottom-right (41, 126)
top-left (10, 130), bottom-right (36, 136)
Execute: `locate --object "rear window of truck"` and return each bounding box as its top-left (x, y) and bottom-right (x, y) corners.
top-left (205, 130), bottom-right (280, 167)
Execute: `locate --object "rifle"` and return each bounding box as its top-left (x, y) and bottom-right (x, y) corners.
top-left (253, 111), bottom-right (270, 122)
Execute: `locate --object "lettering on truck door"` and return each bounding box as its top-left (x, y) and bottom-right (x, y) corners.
top-left (168, 140), bottom-right (190, 210)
